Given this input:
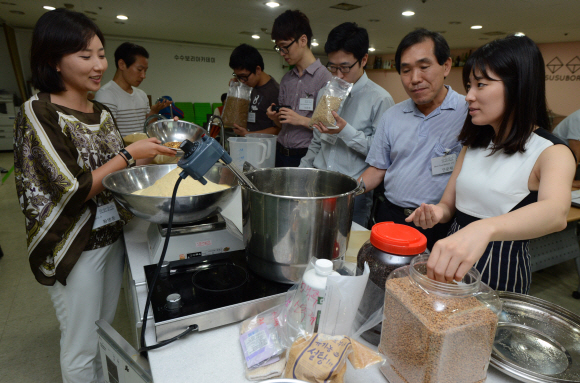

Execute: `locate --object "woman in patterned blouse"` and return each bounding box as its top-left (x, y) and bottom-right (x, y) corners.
top-left (13, 8), bottom-right (175, 383)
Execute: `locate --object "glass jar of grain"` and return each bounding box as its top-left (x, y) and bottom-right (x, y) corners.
top-left (379, 254), bottom-right (502, 383)
top-left (357, 222), bottom-right (428, 345)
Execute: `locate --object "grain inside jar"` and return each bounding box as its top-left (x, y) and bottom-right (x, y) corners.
top-left (379, 276), bottom-right (498, 383)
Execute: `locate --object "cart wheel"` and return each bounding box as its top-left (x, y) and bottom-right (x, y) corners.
top-left (573, 291), bottom-right (580, 300)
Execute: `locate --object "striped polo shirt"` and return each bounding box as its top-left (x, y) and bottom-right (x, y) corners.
top-left (366, 86), bottom-right (468, 207)
top-left (95, 80), bottom-right (150, 137)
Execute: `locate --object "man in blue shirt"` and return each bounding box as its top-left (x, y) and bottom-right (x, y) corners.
top-left (361, 29), bottom-right (468, 249)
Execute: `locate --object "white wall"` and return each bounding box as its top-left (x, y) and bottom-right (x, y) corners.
top-left (11, 28), bottom-right (288, 105)
top-left (0, 28), bottom-right (20, 96)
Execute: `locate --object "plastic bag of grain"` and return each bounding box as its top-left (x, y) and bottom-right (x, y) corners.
top-left (283, 333), bottom-right (383, 383)
top-left (309, 77), bottom-right (353, 129)
top-left (222, 81), bottom-right (252, 128)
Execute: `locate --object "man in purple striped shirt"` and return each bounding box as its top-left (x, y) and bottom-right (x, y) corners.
top-left (266, 10), bottom-right (332, 167)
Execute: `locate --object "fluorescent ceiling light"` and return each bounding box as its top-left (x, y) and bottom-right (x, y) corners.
top-left (252, 34), bottom-right (260, 39)
top-left (471, 25), bottom-right (483, 29)
top-left (117, 15), bottom-right (128, 20)
top-left (43, 5), bottom-right (55, 10)
top-left (266, 2), bottom-right (280, 7)
top-left (368, 47), bottom-right (376, 52)
top-left (402, 11), bottom-right (415, 16)
top-left (311, 42), bottom-right (319, 46)
top-left (514, 32), bottom-right (525, 36)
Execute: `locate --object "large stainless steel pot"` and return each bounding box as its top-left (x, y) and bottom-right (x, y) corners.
top-left (242, 167), bottom-right (364, 283)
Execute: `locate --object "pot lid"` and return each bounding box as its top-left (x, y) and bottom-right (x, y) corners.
top-left (370, 222), bottom-right (427, 255)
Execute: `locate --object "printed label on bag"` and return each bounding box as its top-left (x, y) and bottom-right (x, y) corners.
top-left (93, 202), bottom-right (120, 229)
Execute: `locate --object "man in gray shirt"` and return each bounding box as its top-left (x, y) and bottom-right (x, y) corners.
top-left (228, 44), bottom-right (280, 136)
top-left (300, 22), bottom-right (394, 227)
top-left (361, 29), bottom-right (468, 249)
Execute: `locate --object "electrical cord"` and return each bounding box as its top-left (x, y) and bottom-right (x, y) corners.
top-left (139, 176), bottom-right (199, 353)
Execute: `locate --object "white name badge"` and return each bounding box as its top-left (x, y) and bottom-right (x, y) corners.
top-left (321, 134), bottom-right (338, 145)
top-left (299, 98), bottom-right (314, 111)
top-left (93, 202), bottom-right (121, 229)
top-left (247, 112), bottom-right (256, 123)
top-left (431, 154), bottom-right (457, 175)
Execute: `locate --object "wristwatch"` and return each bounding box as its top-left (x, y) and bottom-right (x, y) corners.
top-left (119, 148), bottom-right (136, 167)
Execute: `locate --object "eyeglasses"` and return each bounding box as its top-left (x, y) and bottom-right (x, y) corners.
top-left (274, 39), bottom-right (297, 54)
top-left (326, 60), bottom-right (360, 74)
top-left (232, 72), bottom-right (252, 82)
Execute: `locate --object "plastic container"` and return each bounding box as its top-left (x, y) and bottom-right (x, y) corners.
top-left (357, 222), bottom-right (428, 345)
top-left (228, 137), bottom-right (268, 170)
top-left (245, 133), bottom-right (276, 168)
top-left (299, 259), bottom-right (340, 333)
top-left (379, 254), bottom-right (502, 383)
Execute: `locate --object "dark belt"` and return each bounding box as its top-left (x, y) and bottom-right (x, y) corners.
top-left (384, 198), bottom-right (416, 217)
top-left (276, 142), bottom-right (308, 157)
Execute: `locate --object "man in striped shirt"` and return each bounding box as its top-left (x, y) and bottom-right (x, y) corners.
top-left (360, 29), bottom-right (468, 250)
top-left (95, 42), bottom-right (171, 136)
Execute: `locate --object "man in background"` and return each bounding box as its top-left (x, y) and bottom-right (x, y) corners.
top-left (300, 22), bottom-right (394, 227)
top-left (360, 29), bottom-right (468, 249)
top-left (553, 109), bottom-right (580, 187)
top-left (229, 44), bottom-right (280, 136)
top-left (95, 42), bottom-right (170, 136)
top-left (267, 9), bottom-right (332, 167)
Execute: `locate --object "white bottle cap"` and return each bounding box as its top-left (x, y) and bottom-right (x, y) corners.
top-left (314, 259), bottom-right (334, 276)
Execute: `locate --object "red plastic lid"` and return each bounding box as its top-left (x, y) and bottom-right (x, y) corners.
top-left (370, 222), bottom-right (427, 256)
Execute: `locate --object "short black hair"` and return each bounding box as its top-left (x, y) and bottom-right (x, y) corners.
top-left (458, 35), bottom-right (550, 155)
top-left (31, 8), bottom-right (105, 93)
top-left (220, 93), bottom-right (227, 103)
top-left (324, 22), bottom-right (369, 63)
top-left (229, 44), bottom-right (265, 73)
top-left (271, 10), bottom-right (313, 48)
top-left (394, 29), bottom-right (450, 74)
top-left (114, 42), bottom-right (149, 69)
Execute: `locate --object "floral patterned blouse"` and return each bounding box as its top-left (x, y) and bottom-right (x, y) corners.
top-left (14, 93), bottom-right (132, 286)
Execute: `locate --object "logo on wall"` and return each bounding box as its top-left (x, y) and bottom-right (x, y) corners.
top-left (567, 57), bottom-right (580, 73)
top-left (547, 57), bottom-right (563, 73)
top-left (546, 56), bottom-right (580, 81)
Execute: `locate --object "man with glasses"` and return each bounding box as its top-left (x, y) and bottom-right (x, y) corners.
top-left (267, 9), bottom-right (332, 167)
top-left (360, 29), bottom-right (468, 249)
top-left (228, 44), bottom-right (280, 136)
top-left (300, 22), bottom-right (394, 227)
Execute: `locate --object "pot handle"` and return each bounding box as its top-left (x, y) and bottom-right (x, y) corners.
top-left (354, 179), bottom-right (366, 196)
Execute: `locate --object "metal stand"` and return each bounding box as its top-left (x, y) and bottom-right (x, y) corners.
top-left (208, 114), bottom-right (226, 148)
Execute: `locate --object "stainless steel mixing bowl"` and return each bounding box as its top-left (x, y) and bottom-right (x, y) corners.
top-left (145, 119), bottom-right (207, 155)
top-left (102, 164), bottom-right (238, 224)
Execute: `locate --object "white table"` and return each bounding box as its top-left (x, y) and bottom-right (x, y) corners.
top-left (123, 217), bottom-right (521, 383)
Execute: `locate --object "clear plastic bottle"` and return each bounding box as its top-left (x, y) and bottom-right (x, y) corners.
top-left (300, 259), bottom-right (340, 333)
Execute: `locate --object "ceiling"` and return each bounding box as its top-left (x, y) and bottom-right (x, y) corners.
top-left (1, 0), bottom-right (580, 54)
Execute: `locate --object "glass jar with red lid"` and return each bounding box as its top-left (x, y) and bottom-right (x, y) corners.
top-left (357, 221), bottom-right (428, 345)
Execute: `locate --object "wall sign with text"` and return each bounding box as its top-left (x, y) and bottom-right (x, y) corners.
top-left (546, 56), bottom-right (580, 81)
top-left (174, 55), bottom-right (216, 63)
